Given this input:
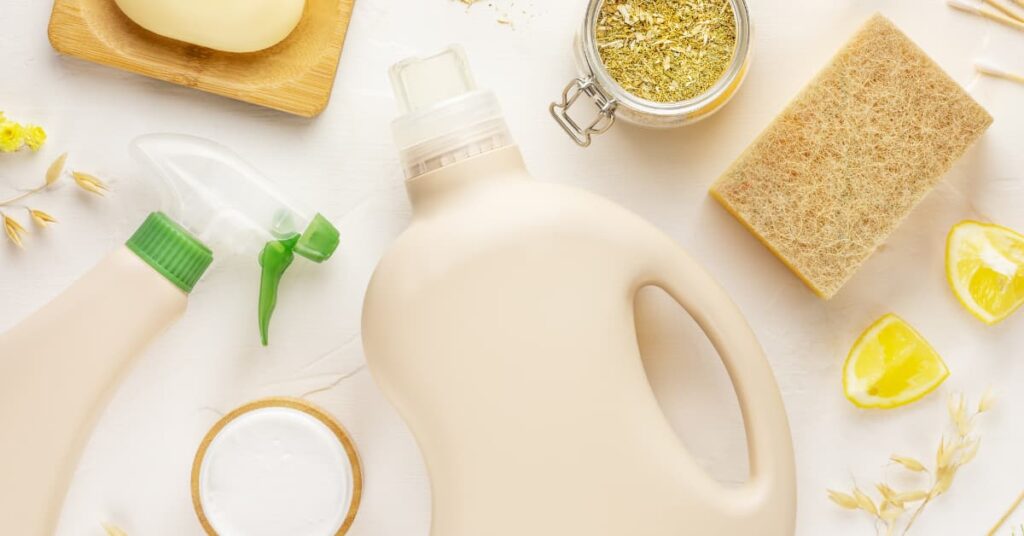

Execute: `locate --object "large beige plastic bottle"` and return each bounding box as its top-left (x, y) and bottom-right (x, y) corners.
top-left (362, 47), bottom-right (796, 535)
top-left (0, 213), bottom-right (211, 535)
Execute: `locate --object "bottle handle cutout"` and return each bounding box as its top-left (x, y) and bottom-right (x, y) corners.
top-left (638, 245), bottom-right (796, 527)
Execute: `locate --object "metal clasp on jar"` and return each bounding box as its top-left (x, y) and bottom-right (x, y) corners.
top-left (549, 76), bottom-right (617, 148)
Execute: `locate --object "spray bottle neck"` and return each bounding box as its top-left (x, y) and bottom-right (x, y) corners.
top-left (126, 212), bottom-right (213, 294)
top-left (131, 134), bottom-right (339, 346)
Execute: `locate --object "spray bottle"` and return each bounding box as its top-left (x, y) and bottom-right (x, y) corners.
top-left (0, 134), bottom-right (338, 535)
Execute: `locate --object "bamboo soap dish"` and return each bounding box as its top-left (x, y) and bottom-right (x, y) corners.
top-left (47, 0), bottom-right (356, 117)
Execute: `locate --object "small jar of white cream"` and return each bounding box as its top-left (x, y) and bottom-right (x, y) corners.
top-left (191, 398), bottom-right (362, 536)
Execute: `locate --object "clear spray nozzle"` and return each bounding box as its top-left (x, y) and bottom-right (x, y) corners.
top-left (131, 134), bottom-right (340, 346)
top-left (389, 45), bottom-right (513, 178)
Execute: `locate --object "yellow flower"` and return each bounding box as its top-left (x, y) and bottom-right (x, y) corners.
top-left (3, 214), bottom-right (28, 247)
top-left (23, 125), bottom-right (46, 151)
top-left (0, 121), bottom-right (25, 153)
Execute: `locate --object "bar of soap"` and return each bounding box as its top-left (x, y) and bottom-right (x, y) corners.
top-left (115, 0), bottom-right (306, 53)
top-left (710, 14), bottom-right (992, 299)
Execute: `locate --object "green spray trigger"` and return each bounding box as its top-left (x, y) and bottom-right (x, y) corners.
top-left (258, 236), bottom-right (298, 346)
top-left (257, 214), bottom-right (339, 345)
top-left (131, 134), bottom-right (340, 346)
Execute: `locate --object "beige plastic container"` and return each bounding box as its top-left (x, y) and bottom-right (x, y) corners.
top-left (0, 213), bottom-right (211, 535)
top-left (362, 47), bottom-right (796, 535)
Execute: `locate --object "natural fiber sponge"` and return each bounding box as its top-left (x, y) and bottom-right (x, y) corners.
top-left (710, 14), bottom-right (992, 299)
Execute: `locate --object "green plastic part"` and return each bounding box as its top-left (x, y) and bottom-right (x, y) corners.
top-left (126, 212), bottom-right (213, 294)
top-left (258, 235), bottom-right (299, 346)
top-left (257, 214), bottom-right (339, 346)
top-left (295, 213), bottom-right (340, 263)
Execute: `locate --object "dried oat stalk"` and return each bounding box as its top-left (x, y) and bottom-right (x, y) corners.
top-left (102, 523), bottom-right (128, 536)
top-left (990, 491), bottom-right (1024, 535)
top-left (1, 152), bottom-right (108, 248)
top-left (827, 390), bottom-right (994, 535)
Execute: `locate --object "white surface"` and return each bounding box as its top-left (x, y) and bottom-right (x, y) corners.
top-left (0, 0), bottom-right (1022, 534)
top-left (198, 407), bottom-right (354, 536)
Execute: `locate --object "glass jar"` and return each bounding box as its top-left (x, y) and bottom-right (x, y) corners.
top-left (550, 0), bottom-right (752, 147)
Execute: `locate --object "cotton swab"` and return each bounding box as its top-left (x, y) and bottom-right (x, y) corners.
top-left (948, 0), bottom-right (1024, 32)
top-left (981, 0), bottom-right (1024, 22)
top-left (975, 60), bottom-right (1024, 85)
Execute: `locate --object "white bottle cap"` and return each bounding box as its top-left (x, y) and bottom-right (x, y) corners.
top-left (389, 45), bottom-right (513, 178)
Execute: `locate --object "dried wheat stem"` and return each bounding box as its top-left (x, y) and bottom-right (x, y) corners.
top-left (0, 184), bottom-right (48, 207)
top-left (989, 490), bottom-right (1024, 536)
top-left (982, 0), bottom-right (1024, 21)
top-left (829, 392), bottom-right (992, 535)
top-left (948, 0), bottom-right (1024, 32)
top-left (901, 495), bottom-right (932, 535)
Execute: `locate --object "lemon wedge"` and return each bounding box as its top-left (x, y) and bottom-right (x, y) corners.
top-left (843, 314), bottom-right (949, 409)
top-left (947, 221), bottom-right (1024, 325)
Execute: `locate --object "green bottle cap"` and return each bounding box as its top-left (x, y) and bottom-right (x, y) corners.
top-left (126, 212), bottom-right (213, 294)
top-left (294, 213), bottom-right (340, 263)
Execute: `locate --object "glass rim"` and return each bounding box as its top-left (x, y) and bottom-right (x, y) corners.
top-left (581, 0), bottom-right (752, 118)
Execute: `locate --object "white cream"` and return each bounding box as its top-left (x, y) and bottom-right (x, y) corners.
top-left (114, 0), bottom-right (306, 53)
top-left (197, 406), bottom-right (355, 536)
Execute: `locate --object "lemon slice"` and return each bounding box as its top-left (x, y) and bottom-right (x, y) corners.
top-left (947, 220), bottom-right (1024, 325)
top-left (843, 314), bottom-right (949, 409)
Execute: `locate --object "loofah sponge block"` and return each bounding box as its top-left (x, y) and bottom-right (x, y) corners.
top-left (710, 14), bottom-right (992, 299)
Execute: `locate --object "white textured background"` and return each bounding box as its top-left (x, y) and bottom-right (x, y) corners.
top-left (1, 0), bottom-right (1023, 534)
